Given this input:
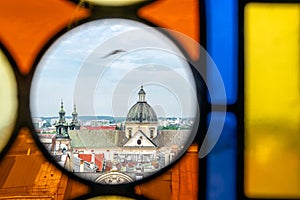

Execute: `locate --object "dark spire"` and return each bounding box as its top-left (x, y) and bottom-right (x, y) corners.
top-left (59, 99), bottom-right (65, 114)
top-left (72, 104), bottom-right (78, 122)
top-left (58, 99), bottom-right (66, 123)
top-left (70, 104), bottom-right (80, 130)
top-left (72, 104), bottom-right (78, 115)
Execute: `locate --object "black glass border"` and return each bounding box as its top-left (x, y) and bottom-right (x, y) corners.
top-left (23, 1), bottom-right (205, 199)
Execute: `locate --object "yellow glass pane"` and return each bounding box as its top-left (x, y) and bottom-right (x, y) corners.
top-left (245, 3), bottom-right (300, 198)
top-left (0, 50), bottom-right (18, 153)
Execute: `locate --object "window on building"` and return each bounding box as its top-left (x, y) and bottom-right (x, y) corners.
top-left (128, 129), bottom-right (132, 138)
top-left (150, 129), bottom-right (154, 138)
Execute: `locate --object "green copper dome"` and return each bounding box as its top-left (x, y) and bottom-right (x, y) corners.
top-left (126, 86), bottom-right (157, 123)
top-left (126, 102), bottom-right (158, 122)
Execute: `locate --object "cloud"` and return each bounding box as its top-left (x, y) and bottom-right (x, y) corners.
top-left (30, 19), bottom-right (197, 118)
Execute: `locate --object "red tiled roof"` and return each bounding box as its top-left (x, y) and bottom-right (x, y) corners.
top-left (78, 154), bottom-right (92, 162)
top-left (78, 153), bottom-right (105, 171)
top-left (95, 154), bottom-right (104, 171)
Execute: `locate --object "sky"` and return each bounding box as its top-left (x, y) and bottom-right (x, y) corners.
top-left (30, 19), bottom-right (198, 118)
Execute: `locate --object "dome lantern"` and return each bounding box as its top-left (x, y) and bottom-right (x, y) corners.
top-left (126, 86), bottom-right (157, 123)
top-left (138, 85), bottom-right (146, 102)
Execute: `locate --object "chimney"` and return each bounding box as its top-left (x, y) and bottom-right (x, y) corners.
top-left (61, 154), bottom-right (67, 162)
top-left (164, 152), bottom-right (170, 166)
top-left (91, 151), bottom-right (95, 163)
top-left (90, 162), bottom-right (94, 169)
top-left (80, 160), bottom-right (84, 172)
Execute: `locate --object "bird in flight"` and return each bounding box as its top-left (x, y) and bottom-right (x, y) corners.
top-left (101, 49), bottom-right (126, 58)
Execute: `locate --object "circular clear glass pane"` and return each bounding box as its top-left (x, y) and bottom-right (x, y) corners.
top-left (0, 49), bottom-right (18, 154)
top-left (30, 18), bottom-right (199, 184)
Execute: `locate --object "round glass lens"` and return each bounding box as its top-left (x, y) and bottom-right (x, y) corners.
top-left (30, 18), bottom-right (199, 184)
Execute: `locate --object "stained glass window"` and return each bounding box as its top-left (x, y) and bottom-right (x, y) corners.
top-left (0, 1), bottom-right (201, 199)
top-left (1, 0), bottom-right (300, 199)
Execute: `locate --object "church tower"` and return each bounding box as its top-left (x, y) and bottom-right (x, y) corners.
top-left (52, 100), bottom-right (71, 157)
top-left (69, 104), bottom-right (80, 130)
top-left (54, 100), bottom-right (69, 138)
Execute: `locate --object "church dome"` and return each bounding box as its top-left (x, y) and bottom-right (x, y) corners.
top-left (126, 102), bottom-right (158, 122)
top-left (126, 86), bottom-right (158, 123)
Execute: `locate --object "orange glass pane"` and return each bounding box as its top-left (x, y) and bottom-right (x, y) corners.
top-left (0, 128), bottom-right (91, 198)
top-left (245, 3), bottom-right (300, 198)
top-left (0, 0), bottom-right (89, 75)
top-left (139, 0), bottom-right (200, 60)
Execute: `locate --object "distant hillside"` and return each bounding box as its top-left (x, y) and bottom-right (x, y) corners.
top-left (39, 116), bottom-right (126, 123)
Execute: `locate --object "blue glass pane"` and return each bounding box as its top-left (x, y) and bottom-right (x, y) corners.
top-left (205, 0), bottom-right (238, 104)
top-left (207, 112), bottom-right (237, 200)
